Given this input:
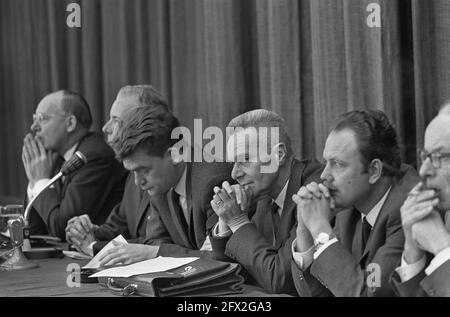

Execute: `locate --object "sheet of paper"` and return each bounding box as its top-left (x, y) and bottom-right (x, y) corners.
top-left (90, 256), bottom-right (199, 278)
top-left (82, 235), bottom-right (128, 269)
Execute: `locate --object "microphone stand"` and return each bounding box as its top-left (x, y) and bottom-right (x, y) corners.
top-left (21, 151), bottom-right (87, 258)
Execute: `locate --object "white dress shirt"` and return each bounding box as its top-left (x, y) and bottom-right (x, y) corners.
top-left (396, 210), bottom-right (450, 282)
top-left (27, 143), bottom-right (78, 201)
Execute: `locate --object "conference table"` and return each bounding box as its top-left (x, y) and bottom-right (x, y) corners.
top-left (0, 255), bottom-right (281, 297)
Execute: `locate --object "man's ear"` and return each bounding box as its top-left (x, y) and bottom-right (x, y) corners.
top-left (65, 115), bottom-right (77, 133)
top-left (368, 159), bottom-right (383, 184)
top-left (167, 147), bottom-right (183, 165)
top-left (272, 143), bottom-right (288, 166)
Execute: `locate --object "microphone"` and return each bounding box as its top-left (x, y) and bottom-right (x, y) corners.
top-left (60, 151), bottom-right (88, 176)
top-left (22, 151), bottom-right (88, 247)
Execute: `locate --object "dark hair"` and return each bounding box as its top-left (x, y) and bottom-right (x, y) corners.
top-left (331, 110), bottom-right (401, 177)
top-left (50, 90), bottom-right (93, 129)
top-left (114, 106), bottom-right (180, 160)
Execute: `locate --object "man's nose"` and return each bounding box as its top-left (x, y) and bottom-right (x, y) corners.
top-left (419, 158), bottom-right (435, 179)
top-left (231, 163), bottom-right (243, 180)
top-left (30, 120), bottom-right (39, 133)
top-left (320, 164), bottom-right (332, 183)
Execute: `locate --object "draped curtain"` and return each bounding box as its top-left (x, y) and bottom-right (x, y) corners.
top-left (1, 0), bottom-right (450, 197)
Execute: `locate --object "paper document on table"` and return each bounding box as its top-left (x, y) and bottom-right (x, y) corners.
top-left (82, 235), bottom-right (128, 269)
top-left (90, 256), bottom-right (199, 278)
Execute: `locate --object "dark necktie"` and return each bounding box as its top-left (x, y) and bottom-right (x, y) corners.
top-left (271, 200), bottom-right (281, 246)
top-left (361, 217), bottom-right (372, 253)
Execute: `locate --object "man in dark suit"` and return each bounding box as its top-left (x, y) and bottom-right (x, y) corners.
top-left (64, 85), bottom-right (170, 255)
top-left (23, 90), bottom-right (127, 240)
top-left (95, 105), bottom-right (232, 266)
top-left (391, 104), bottom-right (450, 297)
top-left (291, 110), bottom-right (419, 297)
top-left (209, 109), bottom-right (322, 295)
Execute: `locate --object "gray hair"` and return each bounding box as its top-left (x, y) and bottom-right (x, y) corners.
top-left (117, 85), bottom-right (170, 110)
top-left (228, 109), bottom-right (292, 155)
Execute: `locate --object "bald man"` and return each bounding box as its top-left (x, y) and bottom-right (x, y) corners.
top-left (23, 90), bottom-right (127, 239)
top-left (392, 104), bottom-right (450, 296)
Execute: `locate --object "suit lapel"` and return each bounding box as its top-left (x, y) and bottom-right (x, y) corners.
top-left (359, 183), bottom-right (401, 262)
top-left (133, 189), bottom-right (150, 236)
top-left (276, 160), bottom-right (305, 248)
top-left (167, 188), bottom-right (193, 248)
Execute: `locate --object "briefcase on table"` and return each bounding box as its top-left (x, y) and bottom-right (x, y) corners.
top-left (98, 258), bottom-right (244, 297)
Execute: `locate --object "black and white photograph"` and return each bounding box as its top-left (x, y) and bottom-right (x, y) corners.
top-left (1, 0), bottom-right (450, 301)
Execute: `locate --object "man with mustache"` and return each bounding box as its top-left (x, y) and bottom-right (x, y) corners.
top-left (291, 110), bottom-right (419, 296)
top-left (65, 85), bottom-right (171, 255)
top-left (392, 104), bottom-right (450, 296)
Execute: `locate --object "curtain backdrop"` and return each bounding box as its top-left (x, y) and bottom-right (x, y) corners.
top-left (1, 0), bottom-right (450, 197)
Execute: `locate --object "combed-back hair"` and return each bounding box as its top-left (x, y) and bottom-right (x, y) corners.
top-left (227, 109), bottom-right (292, 155)
top-left (117, 85), bottom-right (170, 110)
top-left (331, 109), bottom-right (401, 177)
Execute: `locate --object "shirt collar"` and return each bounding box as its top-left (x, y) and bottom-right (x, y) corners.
top-left (363, 186), bottom-right (392, 227)
top-left (274, 179), bottom-right (289, 211)
top-left (174, 166), bottom-right (187, 198)
top-left (63, 143), bottom-right (79, 162)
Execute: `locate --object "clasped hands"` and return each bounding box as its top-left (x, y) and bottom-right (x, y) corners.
top-left (292, 182), bottom-right (335, 242)
top-left (22, 133), bottom-right (59, 187)
top-left (65, 214), bottom-right (159, 266)
top-left (65, 214), bottom-right (98, 255)
top-left (401, 182), bottom-right (450, 262)
top-left (210, 181), bottom-right (252, 233)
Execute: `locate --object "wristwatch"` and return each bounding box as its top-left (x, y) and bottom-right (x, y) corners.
top-left (314, 232), bottom-right (336, 250)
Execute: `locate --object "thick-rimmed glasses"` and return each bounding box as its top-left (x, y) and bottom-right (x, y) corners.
top-left (418, 149), bottom-right (450, 169)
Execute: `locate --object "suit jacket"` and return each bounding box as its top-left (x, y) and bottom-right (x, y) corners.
top-left (210, 158), bottom-right (323, 295)
top-left (92, 173), bottom-right (154, 254)
top-left (145, 161), bottom-right (233, 258)
top-left (28, 132), bottom-right (128, 239)
top-left (391, 212), bottom-right (450, 297)
top-left (292, 164), bottom-right (419, 297)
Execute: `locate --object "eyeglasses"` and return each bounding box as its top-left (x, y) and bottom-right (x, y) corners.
top-left (32, 112), bottom-right (67, 124)
top-left (418, 149), bottom-right (450, 169)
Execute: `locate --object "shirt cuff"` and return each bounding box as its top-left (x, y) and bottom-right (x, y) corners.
top-left (28, 179), bottom-right (52, 200)
top-left (425, 246), bottom-right (450, 276)
top-left (395, 253), bottom-right (426, 282)
top-left (291, 239), bottom-right (314, 270)
top-left (228, 214), bottom-right (250, 233)
top-left (313, 238), bottom-right (338, 260)
top-left (87, 242), bottom-right (95, 257)
top-left (212, 222), bottom-right (232, 238)
top-left (200, 235), bottom-right (212, 251)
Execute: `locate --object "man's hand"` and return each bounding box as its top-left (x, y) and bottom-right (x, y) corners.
top-left (412, 211), bottom-right (450, 256)
top-left (293, 182), bottom-right (333, 239)
top-left (210, 181), bottom-right (248, 225)
top-left (400, 182), bottom-right (438, 263)
top-left (22, 133), bottom-right (59, 186)
top-left (65, 215), bottom-right (98, 255)
top-left (97, 243), bottom-right (160, 267)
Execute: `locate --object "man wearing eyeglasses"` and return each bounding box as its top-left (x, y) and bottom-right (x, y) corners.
top-left (392, 104), bottom-right (450, 297)
top-left (23, 90), bottom-right (127, 239)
